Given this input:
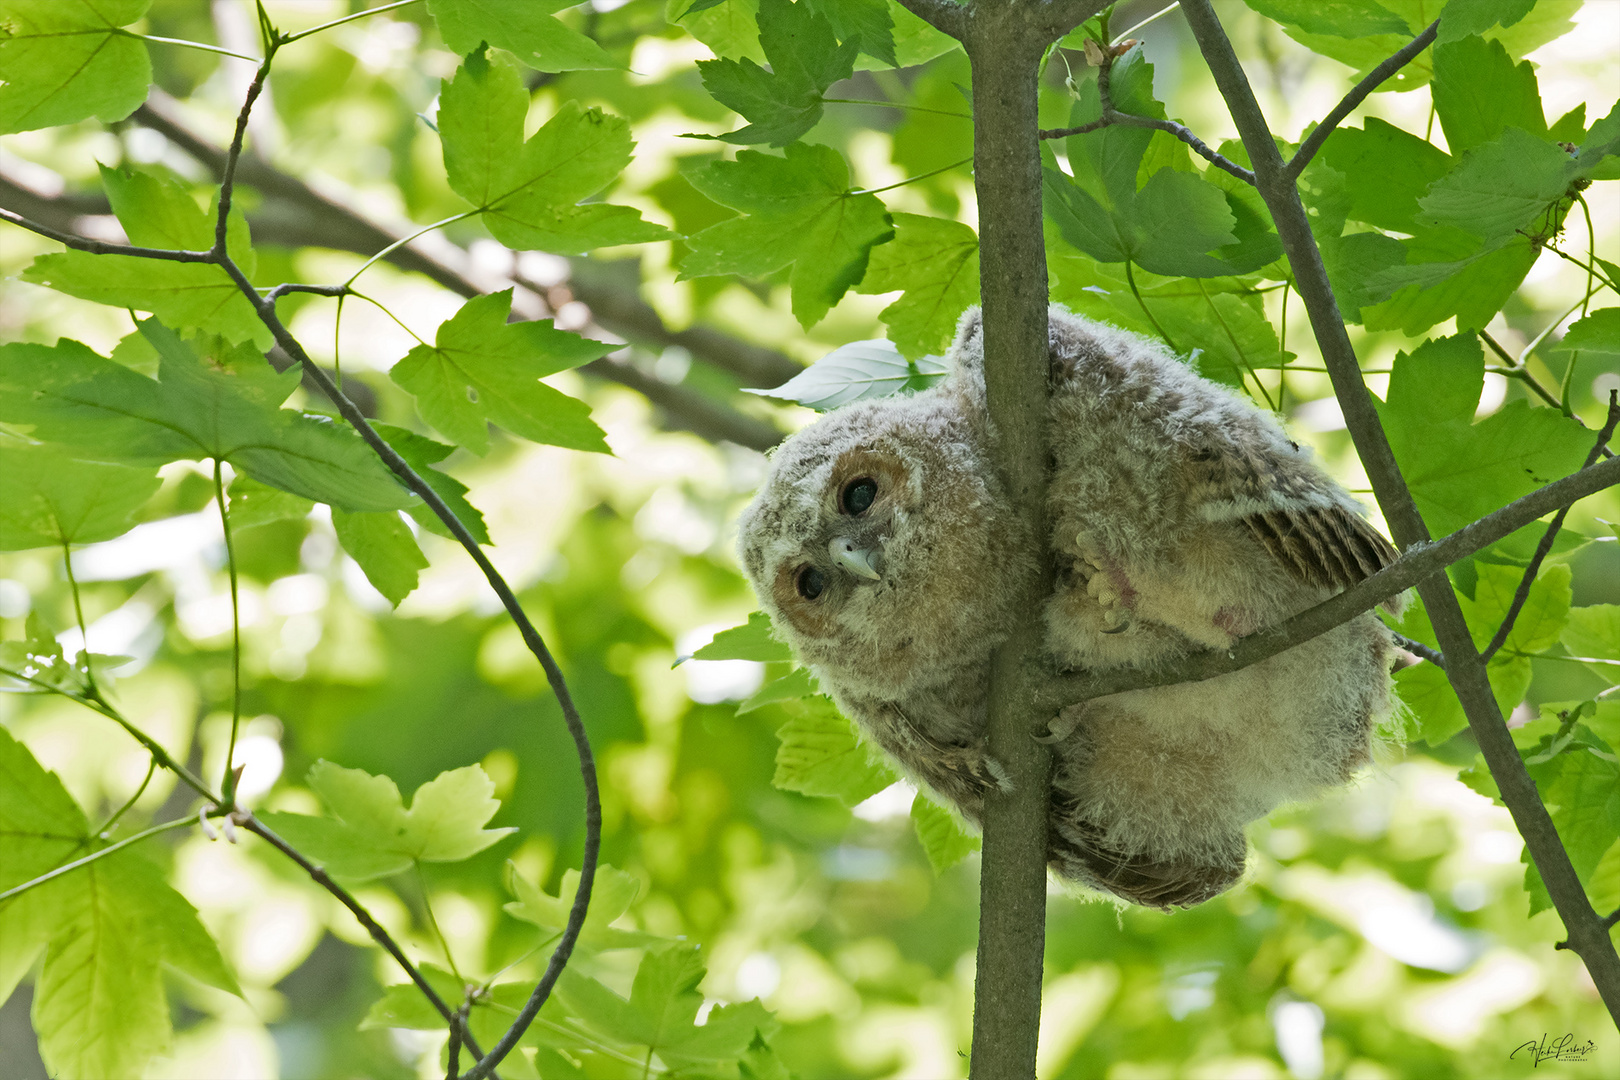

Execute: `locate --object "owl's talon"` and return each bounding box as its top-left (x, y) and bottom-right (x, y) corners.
top-left (1101, 618), bottom-right (1131, 634)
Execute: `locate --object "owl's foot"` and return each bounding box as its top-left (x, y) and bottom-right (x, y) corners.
top-left (1080, 546), bottom-right (1136, 632)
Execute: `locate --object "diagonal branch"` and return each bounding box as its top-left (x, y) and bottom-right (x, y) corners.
top-left (1286, 19), bottom-right (1440, 179)
top-left (1037, 449), bottom-right (1620, 710)
top-left (1482, 391), bottom-right (1620, 663)
top-left (1178, 0), bottom-right (1620, 1025)
top-left (1040, 52), bottom-right (1256, 185)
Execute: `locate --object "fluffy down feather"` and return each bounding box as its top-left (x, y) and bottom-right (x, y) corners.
top-left (735, 305), bottom-right (1397, 909)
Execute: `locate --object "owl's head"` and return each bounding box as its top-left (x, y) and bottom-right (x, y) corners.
top-left (736, 366), bottom-right (1031, 697)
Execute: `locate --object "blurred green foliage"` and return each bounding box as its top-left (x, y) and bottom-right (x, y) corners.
top-left (0, 0), bottom-right (1618, 1077)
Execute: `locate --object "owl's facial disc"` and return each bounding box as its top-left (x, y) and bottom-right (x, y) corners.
top-left (828, 536), bottom-right (882, 580)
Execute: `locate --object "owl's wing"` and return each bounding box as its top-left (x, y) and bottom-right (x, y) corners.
top-left (1195, 439), bottom-right (1398, 594)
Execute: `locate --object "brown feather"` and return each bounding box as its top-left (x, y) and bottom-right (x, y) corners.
top-left (1243, 505), bottom-right (1397, 604)
top-left (1049, 817), bottom-right (1245, 910)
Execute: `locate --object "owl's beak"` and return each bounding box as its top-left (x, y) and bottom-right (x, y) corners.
top-left (829, 537), bottom-right (882, 581)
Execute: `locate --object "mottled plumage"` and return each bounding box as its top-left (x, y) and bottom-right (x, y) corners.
top-left (736, 305), bottom-right (1398, 909)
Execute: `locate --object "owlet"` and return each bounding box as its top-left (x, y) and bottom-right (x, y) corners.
top-left (735, 305), bottom-right (1397, 909)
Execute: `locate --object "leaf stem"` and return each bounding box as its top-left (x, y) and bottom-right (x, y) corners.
top-left (97, 756), bottom-right (158, 836)
top-left (1124, 260), bottom-right (1177, 351)
top-left (417, 863), bottom-right (464, 983)
top-left (822, 97), bottom-right (973, 120)
top-left (128, 31), bottom-right (261, 63)
top-left (60, 542), bottom-right (95, 693)
top-left (342, 211), bottom-right (480, 289)
top-left (852, 156), bottom-right (974, 196)
top-left (0, 816), bottom-right (195, 905)
top-left (214, 460), bottom-right (244, 803)
top-left (349, 289), bottom-right (429, 346)
top-left (1196, 278), bottom-right (1274, 410)
top-left (282, 0), bottom-right (424, 43)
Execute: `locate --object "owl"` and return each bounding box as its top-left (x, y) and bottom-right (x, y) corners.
top-left (735, 305), bottom-right (1398, 909)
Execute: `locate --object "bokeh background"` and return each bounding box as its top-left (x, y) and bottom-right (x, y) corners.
top-left (1, 1), bottom-right (1618, 1076)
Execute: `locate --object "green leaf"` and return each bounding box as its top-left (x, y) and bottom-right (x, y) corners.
top-left (1378, 333), bottom-right (1594, 536)
top-left (1395, 652), bottom-right (1530, 745)
top-left (21, 165), bottom-right (267, 347)
top-left (0, 724), bottom-right (87, 1002)
top-left (428, 0), bottom-right (619, 73)
top-left (746, 338), bottom-right (946, 410)
top-left (696, 0), bottom-right (859, 146)
top-left (772, 696), bottom-right (897, 806)
top-left (1320, 119), bottom-right (1453, 234)
top-left (1041, 54), bottom-right (1273, 278)
top-left (389, 289), bottom-right (613, 455)
top-left (0, 729), bottom-right (238, 1078)
top-left (736, 666), bottom-right (818, 713)
top-left (0, 328), bottom-right (414, 512)
top-left (438, 51), bottom-right (669, 252)
top-left (1362, 231), bottom-right (1540, 334)
top-left (805, 0), bottom-right (895, 67)
top-left (1555, 308), bottom-right (1620, 359)
top-left (1563, 604), bottom-right (1620, 665)
top-left (0, 443), bottom-right (160, 550)
top-left (555, 942), bottom-right (773, 1068)
top-left (360, 962), bottom-right (466, 1031)
top-left (504, 862), bottom-right (659, 949)
top-left (1528, 745), bottom-right (1620, 879)
top-left (226, 475), bottom-right (314, 531)
top-left (1241, 0), bottom-right (1408, 38)
top-left (332, 508), bottom-right (429, 607)
top-left (692, 611), bottom-right (793, 662)
top-left (682, 142), bottom-right (894, 328)
top-left (856, 213), bottom-right (979, 358)
top-left (1437, 0), bottom-right (1536, 44)
top-left (911, 793), bottom-right (979, 873)
top-left (1460, 562), bottom-right (1572, 654)
top-left (1431, 34), bottom-right (1546, 156)
top-left (1416, 127), bottom-right (1579, 245)
top-left (0, 0), bottom-right (151, 134)
top-left (259, 761), bottom-right (515, 880)
top-left (374, 422), bottom-right (491, 545)
top-left (672, 0), bottom-right (766, 63)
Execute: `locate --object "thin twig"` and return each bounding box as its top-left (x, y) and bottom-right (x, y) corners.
top-left (1481, 329), bottom-right (1611, 452)
top-left (206, 54), bottom-right (564, 1079)
top-left (240, 814), bottom-right (490, 1067)
top-left (1286, 19), bottom-right (1440, 179)
top-left (0, 207), bottom-right (214, 262)
top-left (1481, 392), bottom-right (1620, 663)
top-left (1392, 632), bottom-right (1446, 669)
top-left (1039, 58), bottom-right (1256, 185)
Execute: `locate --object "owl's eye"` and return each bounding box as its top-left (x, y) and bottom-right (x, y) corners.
top-left (795, 566), bottom-right (826, 600)
top-left (840, 477), bottom-right (878, 516)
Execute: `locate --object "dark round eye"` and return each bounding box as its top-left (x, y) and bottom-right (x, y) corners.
top-left (796, 566), bottom-right (825, 600)
top-left (841, 477), bottom-right (878, 516)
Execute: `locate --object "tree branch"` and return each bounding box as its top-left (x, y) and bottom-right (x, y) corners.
top-left (201, 48), bottom-right (589, 1077)
top-left (1392, 632), bottom-right (1446, 668)
top-left (1178, 0), bottom-right (1620, 1025)
top-left (1482, 392), bottom-right (1619, 663)
top-left (1286, 19), bottom-right (1440, 179)
top-left (0, 206), bottom-right (213, 262)
top-left (1035, 449), bottom-right (1620, 710)
top-left (956, 3), bottom-right (1105, 1075)
top-left (1040, 54), bottom-right (1256, 185)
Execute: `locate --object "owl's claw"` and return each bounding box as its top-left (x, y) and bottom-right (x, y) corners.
top-left (1101, 617), bottom-right (1131, 634)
